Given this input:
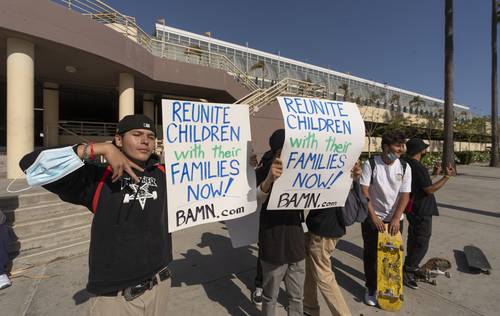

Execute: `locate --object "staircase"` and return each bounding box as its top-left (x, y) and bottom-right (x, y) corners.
top-left (235, 77), bottom-right (328, 114)
top-left (1, 190), bottom-right (92, 271)
top-left (50, 0), bottom-right (331, 114)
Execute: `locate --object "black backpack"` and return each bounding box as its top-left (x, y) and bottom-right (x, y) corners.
top-left (340, 156), bottom-right (408, 226)
top-left (341, 180), bottom-right (369, 226)
top-left (368, 156), bottom-right (407, 184)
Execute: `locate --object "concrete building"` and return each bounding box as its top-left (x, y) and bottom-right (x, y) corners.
top-left (0, 0), bottom-right (476, 179)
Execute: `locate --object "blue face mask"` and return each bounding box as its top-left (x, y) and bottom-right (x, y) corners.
top-left (386, 151), bottom-right (399, 162)
top-left (7, 146), bottom-right (84, 193)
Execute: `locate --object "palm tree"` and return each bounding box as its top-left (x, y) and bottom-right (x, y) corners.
top-left (338, 83), bottom-right (350, 101)
top-left (409, 96), bottom-right (425, 117)
top-left (389, 94), bottom-right (400, 108)
top-left (249, 60), bottom-right (267, 78)
top-left (491, 0), bottom-right (499, 167)
top-left (443, 0), bottom-right (455, 169)
top-left (367, 92), bottom-right (380, 106)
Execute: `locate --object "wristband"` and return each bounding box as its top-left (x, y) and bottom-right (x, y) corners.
top-left (82, 143), bottom-right (90, 160)
top-left (89, 142), bottom-right (95, 161)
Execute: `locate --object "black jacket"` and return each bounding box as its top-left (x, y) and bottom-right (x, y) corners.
top-left (306, 207), bottom-right (346, 239)
top-left (20, 147), bottom-right (172, 294)
top-left (256, 154), bottom-right (306, 265)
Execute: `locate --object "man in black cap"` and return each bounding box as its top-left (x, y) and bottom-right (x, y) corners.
top-left (19, 114), bottom-right (173, 315)
top-left (403, 137), bottom-right (454, 289)
top-left (251, 129), bottom-right (286, 306)
top-left (257, 129), bottom-right (306, 316)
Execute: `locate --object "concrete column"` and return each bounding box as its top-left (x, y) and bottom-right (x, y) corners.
top-left (143, 93), bottom-right (155, 120)
top-left (6, 38), bottom-right (34, 179)
top-left (43, 82), bottom-right (59, 147)
top-left (118, 73), bottom-right (134, 120)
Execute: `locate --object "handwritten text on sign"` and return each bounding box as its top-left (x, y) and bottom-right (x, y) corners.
top-left (267, 97), bottom-right (365, 210)
top-left (162, 100), bottom-right (257, 232)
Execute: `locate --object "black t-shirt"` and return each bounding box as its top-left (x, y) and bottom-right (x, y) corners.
top-left (407, 158), bottom-right (439, 216)
top-left (306, 207), bottom-right (346, 238)
top-left (258, 198), bottom-right (306, 265)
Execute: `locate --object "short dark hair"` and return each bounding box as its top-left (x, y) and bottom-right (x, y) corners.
top-left (381, 130), bottom-right (406, 147)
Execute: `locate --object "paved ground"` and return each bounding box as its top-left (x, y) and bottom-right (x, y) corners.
top-left (1, 164), bottom-right (499, 315)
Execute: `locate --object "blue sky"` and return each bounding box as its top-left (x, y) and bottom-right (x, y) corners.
top-left (105, 0), bottom-right (495, 116)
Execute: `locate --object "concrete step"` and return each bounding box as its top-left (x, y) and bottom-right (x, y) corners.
top-left (0, 191), bottom-right (61, 210)
top-left (12, 211), bottom-right (92, 237)
top-left (10, 223), bottom-right (91, 253)
top-left (3, 201), bottom-right (87, 225)
top-left (11, 237), bottom-right (90, 271)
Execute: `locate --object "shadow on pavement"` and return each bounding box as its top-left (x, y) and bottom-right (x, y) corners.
top-left (438, 203), bottom-right (500, 218)
top-left (332, 259), bottom-right (365, 303)
top-left (336, 239), bottom-right (364, 260)
top-left (171, 232), bottom-right (264, 316)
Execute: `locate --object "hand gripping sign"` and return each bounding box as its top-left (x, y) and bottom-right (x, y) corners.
top-left (162, 100), bottom-right (257, 232)
top-left (267, 97), bottom-right (365, 210)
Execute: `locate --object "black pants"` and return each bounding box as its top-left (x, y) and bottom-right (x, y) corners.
top-left (404, 214), bottom-right (432, 271)
top-left (0, 224), bottom-right (11, 275)
top-left (361, 218), bottom-right (404, 292)
top-left (255, 255), bottom-right (263, 288)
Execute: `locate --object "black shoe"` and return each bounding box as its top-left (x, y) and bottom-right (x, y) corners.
top-left (403, 271), bottom-right (419, 289)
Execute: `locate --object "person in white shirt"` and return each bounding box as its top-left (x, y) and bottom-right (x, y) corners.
top-left (359, 130), bottom-right (411, 307)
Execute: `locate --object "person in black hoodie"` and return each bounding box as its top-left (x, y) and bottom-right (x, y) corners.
top-left (19, 115), bottom-right (172, 316)
top-left (302, 163), bottom-right (362, 316)
top-left (258, 129), bottom-right (306, 316)
top-left (251, 149), bottom-right (274, 306)
top-left (403, 138), bottom-right (454, 289)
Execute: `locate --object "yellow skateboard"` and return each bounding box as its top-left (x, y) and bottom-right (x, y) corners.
top-left (376, 224), bottom-right (404, 312)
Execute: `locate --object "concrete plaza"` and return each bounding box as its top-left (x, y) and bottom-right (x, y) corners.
top-left (1, 164), bottom-right (499, 316)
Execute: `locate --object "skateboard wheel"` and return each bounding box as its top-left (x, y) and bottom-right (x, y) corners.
top-left (399, 245), bottom-right (404, 251)
top-left (445, 272), bottom-right (451, 278)
top-left (399, 294), bottom-right (404, 301)
top-left (431, 280), bottom-right (437, 286)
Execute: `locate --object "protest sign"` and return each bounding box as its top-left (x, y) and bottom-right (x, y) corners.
top-left (267, 97), bottom-right (365, 210)
top-left (162, 100), bottom-right (257, 232)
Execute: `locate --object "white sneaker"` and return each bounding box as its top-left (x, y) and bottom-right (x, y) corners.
top-left (364, 288), bottom-right (377, 307)
top-left (251, 287), bottom-right (263, 306)
top-left (0, 274), bottom-right (11, 290)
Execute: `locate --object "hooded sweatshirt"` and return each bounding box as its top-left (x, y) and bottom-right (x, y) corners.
top-left (20, 146), bottom-right (172, 294)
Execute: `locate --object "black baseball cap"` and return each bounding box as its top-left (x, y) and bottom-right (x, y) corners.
top-left (116, 114), bottom-right (156, 136)
top-left (406, 137), bottom-right (429, 156)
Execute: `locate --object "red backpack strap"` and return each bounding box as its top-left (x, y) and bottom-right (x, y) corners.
top-left (156, 164), bottom-right (166, 174)
top-left (91, 166), bottom-right (112, 213)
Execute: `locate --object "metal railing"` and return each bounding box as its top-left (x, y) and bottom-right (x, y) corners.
top-left (52, 0), bottom-right (153, 52)
top-left (236, 78), bottom-right (327, 114)
top-left (150, 39), bottom-right (259, 91)
top-left (59, 120), bottom-right (117, 137)
top-left (50, 0), bottom-right (259, 91)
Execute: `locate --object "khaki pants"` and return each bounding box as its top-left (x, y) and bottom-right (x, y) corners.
top-left (90, 278), bottom-right (171, 316)
top-left (303, 233), bottom-right (351, 316)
